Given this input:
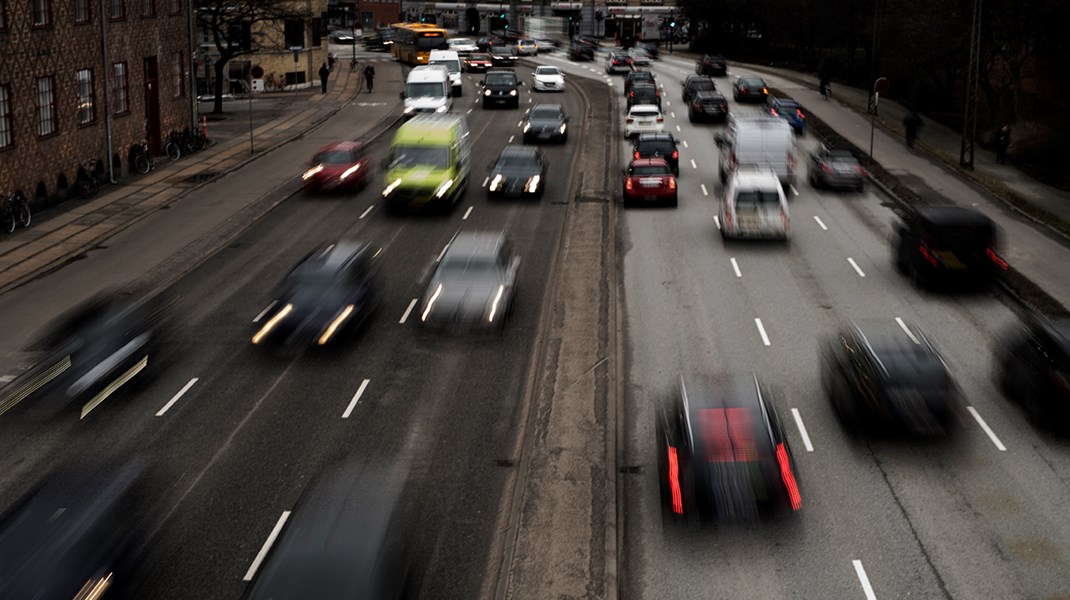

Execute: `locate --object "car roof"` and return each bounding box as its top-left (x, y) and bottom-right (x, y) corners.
top-left (685, 75), bottom-right (713, 84)
top-left (531, 103), bottom-right (563, 112)
top-left (678, 374), bottom-right (777, 457)
top-left (295, 241), bottom-right (372, 276)
top-left (693, 90), bottom-right (725, 99)
top-left (729, 167), bottom-right (782, 188)
top-left (910, 204), bottom-right (993, 227)
top-left (636, 132), bottom-right (675, 143)
top-left (446, 232), bottom-right (504, 258)
top-left (772, 98), bottom-right (800, 107)
top-left (848, 320), bottom-right (945, 378)
top-left (629, 157), bottom-right (671, 169)
top-left (498, 145), bottom-right (539, 159)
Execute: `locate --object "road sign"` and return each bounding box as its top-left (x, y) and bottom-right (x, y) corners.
top-left (874, 77), bottom-right (890, 94)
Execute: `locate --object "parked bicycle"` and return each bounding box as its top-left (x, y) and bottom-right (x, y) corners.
top-left (2, 190), bottom-right (31, 233)
top-left (73, 159), bottom-right (100, 200)
top-left (182, 127), bottom-right (208, 154)
top-left (165, 131), bottom-right (184, 161)
top-left (132, 139), bottom-right (156, 174)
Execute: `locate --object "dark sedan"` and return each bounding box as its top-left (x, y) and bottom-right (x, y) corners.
top-left (733, 77), bottom-right (769, 102)
top-left (893, 205), bottom-right (1007, 289)
top-left (487, 146), bottom-right (548, 197)
top-left (688, 90), bottom-right (729, 123)
top-left (418, 231), bottom-right (520, 333)
top-left (997, 314), bottom-right (1070, 428)
top-left (568, 44), bottom-right (595, 61)
top-left (809, 145), bottom-right (865, 191)
top-left (682, 74), bottom-right (716, 104)
top-left (523, 103), bottom-right (569, 143)
top-left (302, 141), bottom-right (372, 194)
top-left (252, 241), bottom-right (380, 350)
top-left (696, 54), bottom-right (727, 76)
top-left (489, 45), bottom-right (519, 67)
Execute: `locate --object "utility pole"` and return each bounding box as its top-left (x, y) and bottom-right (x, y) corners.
top-left (960, 0), bottom-right (982, 168)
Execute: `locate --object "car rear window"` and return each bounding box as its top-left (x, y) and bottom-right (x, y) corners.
top-left (734, 190), bottom-right (782, 209)
top-left (698, 408), bottom-right (768, 463)
top-left (927, 223), bottom-right (993, 251)
top-left (630, 165), bottom-right (670, 176)
top-left (691, 80), bottom-right (715, 91)
top-left (632, 109), bottom-right (659, 118)
top-left (639, 141), bottom-right (675, 155)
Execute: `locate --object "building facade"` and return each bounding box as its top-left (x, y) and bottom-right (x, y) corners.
top-left (0, 0), bottom-right (193, 208)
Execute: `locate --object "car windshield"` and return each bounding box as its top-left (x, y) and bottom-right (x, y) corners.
top-left (776, 101), bottom-right (800, 111)
top-left (535, 67), bottom-right (560, 76)
top-left (417, 36), bottom-right (448, 51)
top-left (735, 190), bottom-right (782, 209)
top-left (530, 107), bottom-right (562, 119)
top-left (485, 73), bottom-right (516, 85)
top-left (439, 254), bottom-right (499, 279)
top-left (496, 155), bottom-right (538, 170)
top-left (469, 53), bottom-right (490, 61)
top-left (406, 82), bottom-right (445, 97)
top-left (741, 79), bottom-right (765, 87)
top-left (390, 146), bottom-right (449, 169)
top-left (313, 150), bottom-right (353, 164)
top-left (826, 149), bottom-right (856, 161)
top-left (631, 166), bottom-right (670, 176)
top-left (928, 223), bottom-right (993, 250)
top-left (632, 87), bottom-right (657, 98)
top-left (430, 59), bottom-right (460, 74)
top-left (491, 46), bottom-right (515, 56)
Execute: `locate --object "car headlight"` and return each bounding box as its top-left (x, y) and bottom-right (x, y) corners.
top-left (509, 90), bottom-right (518, 96)
top-left (525, 175), bottom-right (540, 193)
top-left (436, 105), bottom-right (448, 113)
top-left (559, 123), bottom-right (567, 134)
top-left (302, 165), bottom-right (324, 180)
top-left (382, 178), bottom-right (402, 197)
top-left (421, 284), bottom-right (443, 322)
top-left (484, 89), bottom-right (492, 96)
top-left (488, 285), bottom-right (505, 323)
top-left (489, 174), bottom-right (503, 191)
top-left (403, 105), bottom-right (415, 114)
top-left (523, 123), bottom-right (531, 133)
top-left (252, 303), bottom-right (293, 345)
top-left (339, 164), bottom-right (360, 180)
top-left (434, 179), bottom-right (454, 198)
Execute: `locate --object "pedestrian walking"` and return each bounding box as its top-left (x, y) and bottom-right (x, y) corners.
top-left (318, 63), bottom-right (330, 94)
top-left (327, 52), bottom-right (336, 71)
top-left (996, 124), bottom-right (1011, 164)
top-left (363, 64), bottom-right (376, 93)
top-left (903, 109), bottom-right (922, 151)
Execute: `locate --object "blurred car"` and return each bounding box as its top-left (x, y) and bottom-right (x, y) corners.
top-left (624, 70), bottom-right (656, 95)
top-left (996, 314), bottom-right (1070, 427)
top-left (568, 43), bottom-right (595, 61)
top-left (682, 74), bottom-right (716, 104)
top-left (522, 104), bottom-right (569, 143)
top-left (627, 48), bottom-right (653, 68)
top-left (418, 231), bottom-right (520, 333)
top-left (574, 35), bottom-right (600, 47)
top-left (464, 52), bottom-right (493, 72)
top-left (363, 27), bottom-right (395, 52)
top-left (534, 39), bottom-right (559, 53)
top-left (627, 82), bottom-right (661, 110)
top-left (252, 241), bottom-right (380, 349)
top-left (808, 145), bottom-right (865, 191)
top-left (480, 69), bottom-right (522, 108)
top-left (623, 104), bottom-right (664, 138)
top-left (531, 65), bottom-right (565, 92)
top-left (605, 51), bottom-right (631, 74)
top-left (821, 320), bottom-right (959, 435)
top-left (696, 54), bottom-right (727, 76)
top-left (656, 374), bottom-right (802, 524)
top-left (733, 77), bottom-right (769, 102)
top-left (487, 146), bottom-right (548, 196)
top-left (517, 39), bottom-right (539, 55)
top-left (632, 132), bottom-right (679, 176)
top-left (489, 45), bottom-right (519, 67)
top-left (689, 90), bottom-right (729, 123)
top-left (892, 205), bottom-right (1007, 289)
top-left (622, 157), bottom-right (677, 207)
top-left (448, 37), bottom-right (479, 54)
top-left (476, 35), bottom-right (504, 52)
top-left (636, 41), bottom-right (660, 60)
top-left (328, 30), bottom-right (356, 45)
top-left (768, 97), bottom-right (807, 135)
top-left (720, 167), bottom-right (790, 241)
top-left (302, 142), bottom-right (372, 194)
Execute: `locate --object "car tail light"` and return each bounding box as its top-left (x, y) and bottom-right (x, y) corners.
top-left (629, 91), bottom-right (634, 98)
top-left (797, 109), bottom-right (805, 119)
top-left (986, 247), bottom-right (1009, 270)
top-left (671, 150), bottom-right (679, 160)
top-left (626, 117), bottom-right (634, 124)
top-left (655, 90), bottom-right (661, 97)
top-left (693, 102), bottom-right (701, 110)
top-left (855, 165), bottom-right (867, 176)
top-left (739, 85), bottom-right (746, 93)
top-left (625, 178), bottom-right (634, 191)
top-left (776, 442), bottom-right (802, 511)
top-left (721, 102), bottom-right (728, 111)
top-left (729, 151), bottom-right (738, 170)
top-left (668, 445), bottom-right (684, 515)
top-left (763, 87), bottom-right (769, 95)
top-left (668, 177), bottom-right (676, 190)
top-left (656, 117), bottom-right (664, 123)
top-left (787, 152), bottom-right (795, 173)
top-left (918, 243), bottom-right (939, 267)
top-left (770, 108), bottom-right (779, 118)
top-left (822, 163), bottom-right (834, 174)
top-left (634, 151), bottom-right (640, 159)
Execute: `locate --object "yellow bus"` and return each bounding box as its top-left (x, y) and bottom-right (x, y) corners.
top-left (390, 23), bottom-right (449, 65)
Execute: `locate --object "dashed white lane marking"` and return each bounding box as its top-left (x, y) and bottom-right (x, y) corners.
top-left (690, 159), bottom-right (698, 169)
top-left (244, 511), bottom-right (292, 581)
top-left (852, 560), bottom-right (878, 600)
top-left (665, 100), bottom-right (671, 107)
top-left (517, 120), bottom-right (523, 127)
top-left (155, 378), bottom-right (198, 417)
top-left (252, 300), bottom-right (277, 323)
top-left (790, 185), bottom-right (799, 196)
top-left (895, 317), bottom-right (921, 344)
top-left (342, 378), bottom-right (370, 418)
top-left (462, 206), bottom-right (474, 220)
top-left (813, 215), bottom-right (828, 230)
top-left (847, 257), bottom-right (866, 277)
top-left (791, 408), bottom-right (814, 452)
top-left (700, 184), bottom-right (708, 196)
top-left (508, 135), bottom-right (514, 143)
top-left (482, 176), bottom-right (490, 188)
top-left (466, 108), bottom-right (473, 114)
top-left (359, 205), bottom-right (374, 219)
top-left (754, 318), bottom-right (771, 346)
top-left (399, 298), bottom-right (418, 324)
top-left (675, 125), bottom-right (681, 132)
top-left (730, 257), bottom-right (742, 278)
top-left (713, 214), bottom-right (721, 230)
top-left (682, 140), bottom-right (688, 148)
top-left (670, 112), bottom-right (676, 119)
top-left (968, 406), bottom-right (1007, 451)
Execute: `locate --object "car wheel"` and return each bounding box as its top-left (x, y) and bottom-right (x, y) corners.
top-left (688, 111), bottom-right (696, 123)
top-left (482, 100), bottom-right (490, 109)
top-left (668, 194), bottom-right (678, 208)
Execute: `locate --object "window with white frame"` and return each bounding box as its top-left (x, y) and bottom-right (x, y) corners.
top-left (35, 76), bottom-right (57, 136)
top-left (76, 68), bottom-right (96, 125)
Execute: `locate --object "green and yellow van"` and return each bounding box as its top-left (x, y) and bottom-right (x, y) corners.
top-left (381, 115), bottom-right (470, 212)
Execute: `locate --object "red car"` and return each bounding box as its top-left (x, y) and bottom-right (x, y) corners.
top-left (301, 141), bottom-right (371, 194)
top-left (464, 53), bottom-right (493, 73)
top-left (622, 157), bottom-right (677, 207)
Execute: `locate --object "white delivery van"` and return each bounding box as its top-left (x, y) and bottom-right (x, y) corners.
top-left (719, 166), bottom-right (791, 241)
top-left (716, 115), bottom-right (796, 188)
top-left (428, 49), bottom-right (463, 97)
top-left (402, 65), bottom-right (452, 118)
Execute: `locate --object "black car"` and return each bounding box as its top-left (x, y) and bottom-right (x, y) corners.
top-left (489, 45), bottom-right (519, 67)
top-left (624, 70), bottom-right (656, 94)
top-left (568, 43), bottom-right (595, 61)
top-left (636, 41), bottom-right (660, 60)
top-left (523, 103), bottom-right (569, 143)
top-left (893, 205), bottom-right (1007, 289)
top-left (633, 133), bottom-right (679, 176)
top-left (363, 27), bottom-right (395, 52)
top-left (480, 69), bottom-right (522, 108)
top-left (418, 231), bottom-right (520, 333)
top-left (476, 35), bottom-right (504, 52)
top-left (627, 82), bottom-right (661, 110)
top-left (696, 54), bottom-right (727, 76)
top-left (733, 77), bottom-right (769, 102)
top-left (688, 90), bottom-right (729, 123)
top-left (682, 74), bottom-right (716, 104)
top-left (996, 314), bottom-right (1070, 427)
top-left (821, 321), bottom-right (960, 436)
top-left (487, 146), bottom-right (548, 197)
top-left (251, 241), bottom-right (380, 350)
top-left (656, 374), bottom-right (802, 524)
top-left (328, 30), bottom-right (356, 45)
top-left (809, 145), bottom-right (866, 191)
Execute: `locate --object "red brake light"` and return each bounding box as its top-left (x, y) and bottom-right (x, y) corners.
top-left (629, 91), bottom-right (634, 97)
top-left (770, 108), bottom-right (779, 118)
top-left (822, 163), bottom-right (834, 174)
top-left (634, 151), bottom-right (640, 159)
top-left (776, 442), bottom-right (802, 511)
top-left (918, 243), bottom-right (939, 267)
top-left (656, 117), bottom-right (664, 123)
top-left (797, 109), bottom-right (805, 119)
top-left (987, 247), bottom-right (1009, 270)
top-left (625, 177), bottom-right (634, 191)
top-left (671, 150), bottom-right (679, 160)
top-left (668, 445), bottom-right (683, 515)
top-left (763, 87), bottom-right (769, 94)
top-left (668, 177), bottom-right (676, 190)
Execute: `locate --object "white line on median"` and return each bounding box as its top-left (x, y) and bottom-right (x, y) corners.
top-left (713, 215), bottom-right (721, 230)
top-left (358, 205), bottom-right (374, 219)
top-left (813, 215), bottom-right (828, 230)
top-left (700, 184), bottom-right (709, 196)
top-left (435, 242), bottom-right (450, 263)
top-left (847, 257), bottom-right (866, 277)
top-left (690, 159), bottom-right (698, 169)
top-left (790, 184), bottom-right (799, 197)
top-left (967, 406), bottom-right (1007, 451)
top-left (252, 300), bottom-right (278, 323)
top-left (791, 408), bottom-right (814, 452)
top-left (730, 257), bottom-right (742, 278)
top-left (466, 108), bottom-right (473, 114)
top-left (399, 298), bottom-right (418, 324)
top-left (482, 176), bottom-right (489, 188)
top-left (670, 111), bottom-right (676, 119)
top-left (155, 378), bottom-right (198, 417)
top-left (852, 560), bottom-right (878, 600)
top-left (342, 378), bottom-right (370, 418)
top-left (754, 318), bottom-right (771, 346)
top-left (462, 206), bottom-right (474, 220)
top-left (244, 511), bottom-right (292, 581)
top-left (895, 317), bottom-right (921, 344)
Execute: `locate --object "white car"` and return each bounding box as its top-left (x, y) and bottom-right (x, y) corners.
top-left (719, 167), bottom-right (790, 241)
top-left (517, 39), bottom-right (539, 56)
top-left (623, 105), bottom-right (664, 138)
top-left (532, 66), bottom-right (565, 92)
top-left (448, 37), bottom-right (479, 54)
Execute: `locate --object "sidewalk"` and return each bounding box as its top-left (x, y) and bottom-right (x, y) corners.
top-left (0, 63), bottom-right (374, 296)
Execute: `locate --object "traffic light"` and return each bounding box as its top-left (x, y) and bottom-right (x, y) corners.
top-left (500, 11), bottom-right (505, 19)
top-left (503, 20), bottom-right (509, 29)
top-left (670, 20), bottom-right (676, 28)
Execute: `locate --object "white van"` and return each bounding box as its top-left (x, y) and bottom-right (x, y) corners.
top-left (428, 49), bottom-right (463, 97)
top-left (403, 65), bottom-right (452, 118)
top-left (716, 116), bottom-right (796, 188)
top-left (719, 166), bottom-right (791, 241)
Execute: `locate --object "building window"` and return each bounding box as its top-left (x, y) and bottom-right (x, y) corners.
top-left (35, 76), bottom-right (57, 137)
top-left (73, 0), bottom-right (90, 23)
top-left (141, 0), bottom-right (152, 17)
top-left (76, 68), bottom-right (96, 125)
top-left (1, 0), bottom-right (8, 31)
top-left (31, 0), bottom-right (52, 27)
top-left (0, 85), bottom-right (13, 149)
top-left (113, 62), bottom-right (129, 115)
top-left (109, 0), bottom-right (123, 20)
top-left (168, 0), bottom-right (179, 14)
top-left (172, 51), bottom-right (184, 98)
top-left (284, 19), bottom-right (304, 48)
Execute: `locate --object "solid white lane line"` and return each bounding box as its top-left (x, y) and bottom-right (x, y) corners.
top-left (462, 206), bottom-right (474, 220)
top-left (155, 378), bottom-right (198, 417)
top-left (508, 135), bottom-right (514, 143)
top-left (399, 298), bottom-right (418, 324)
top-left (244, 511), bottom-right (292, 581)
top-left (690, 159), bottom-right (697, 169)
top-left (967, 406), bottom-right (1007, 451)
top-left (813, 215), bottom-right (828, 230)
top-left (342, 378), bottom-right (370, 418)
top-left (252, 300), bottom-right (278, 323)
top-left (852, 560), bottom-right (878, 600)
top-left (682, 140), bottom-right (688, 148)
top-left (435, 242), bottom-right (450, 263)
top-left (713, 215), bottom-right (721, 230)
top-left (754, 318), bottom-right (771, 346)
top-left (790, 185), bottom-right (799, 197)
top-left (791, 408), bottom-right (814, 452)
top-left (895, 317), bottom-right (921, 344)
top-left (730, 257), bottom-right (742, 278)
top-left (359, 205), bottom-right (374, 219)
top-left (847, 257), bottom-right (866, 277)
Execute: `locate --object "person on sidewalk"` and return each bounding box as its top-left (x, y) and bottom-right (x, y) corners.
top-left (319, 63), bottom-right (330, 94)
top-left (996, 124), bottom-right (1012, 164)
top-left (363, 64), bottom-right (375, 93)
top-left (903, 109), bottom-right (922, 151)
top-left (819, 74), bottom-right (831, 100)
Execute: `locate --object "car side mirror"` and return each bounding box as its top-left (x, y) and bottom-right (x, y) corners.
top-left (399, 91), bottom-right (405, 100)
top-left (519, 81), bottom-right (524, 86)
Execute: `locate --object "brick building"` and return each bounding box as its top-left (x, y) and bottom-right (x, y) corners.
top-left (0, 0), bottom-right (192, 210)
